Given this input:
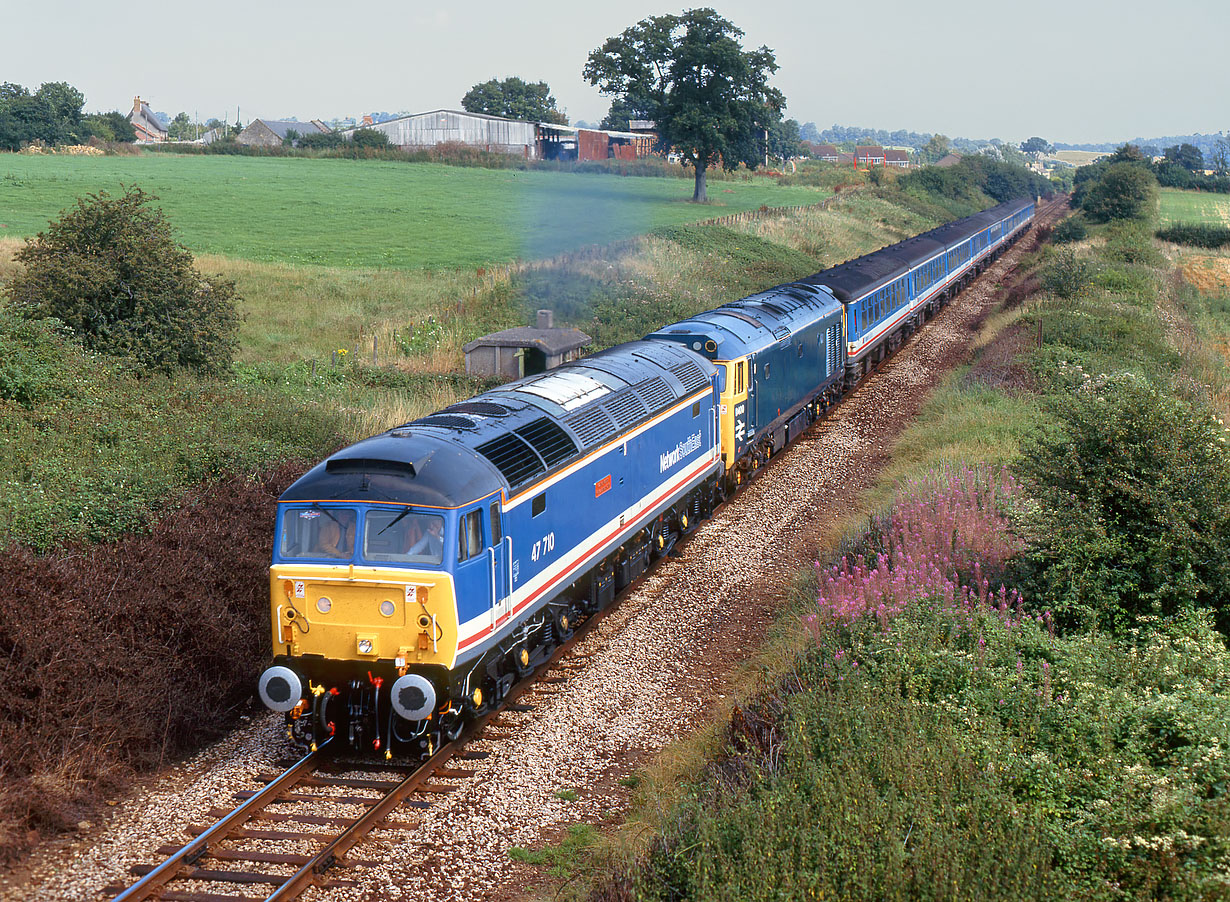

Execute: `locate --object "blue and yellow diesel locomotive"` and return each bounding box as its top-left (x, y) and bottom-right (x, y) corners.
top-left (257, 197), bottom-right (1035, 755)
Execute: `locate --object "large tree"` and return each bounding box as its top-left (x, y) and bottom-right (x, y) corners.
top-left (584, 8), bottom-right (784, 202)
top-left (461, 77), bottom-right (567, 125)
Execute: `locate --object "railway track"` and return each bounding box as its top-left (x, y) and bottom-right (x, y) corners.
top-left (103, 197), bottom-right (1067, 902)
top-left (106, 599), bottom-right (617, 902)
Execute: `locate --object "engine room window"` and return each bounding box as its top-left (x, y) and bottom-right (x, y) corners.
top-left (280, 507), bottom-right (357, 560)
top-left (364, 508), bottom-right (446, 565)
top-left (736, 361), bottom-right (744, 394)
top-left (692, 401), bottom-right (700, 418)
top-left (458, 509), bottom-right (483, 562)
top-left (532, 493), bottom-right (546, 518)
top-left (764, 362), bottom-right (771, 380)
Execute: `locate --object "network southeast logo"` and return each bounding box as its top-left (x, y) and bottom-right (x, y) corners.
top-left (660, 432), bottom-right (703, 473)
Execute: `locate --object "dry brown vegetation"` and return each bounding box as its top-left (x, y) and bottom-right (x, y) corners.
top-left (0, 463), bottom-right (307, 864)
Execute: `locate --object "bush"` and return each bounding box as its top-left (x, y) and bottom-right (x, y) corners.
top-left (1156, 223), bottom-right (1230, 249)
top-left (1012, 373), bottom-right (1230, 632)
top-left (6, 187), bottom-right (239, 375)
top-left (1040, 247), bottom-right (1093, 298)
top-left (1051, 215), bottom-right (1087, 244)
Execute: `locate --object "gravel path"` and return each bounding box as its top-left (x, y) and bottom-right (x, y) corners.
top-left (2, 204), bottom-right (1062, 902)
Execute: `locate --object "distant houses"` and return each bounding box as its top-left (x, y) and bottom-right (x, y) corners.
top-left (128, 97), bottom-right (166, 144)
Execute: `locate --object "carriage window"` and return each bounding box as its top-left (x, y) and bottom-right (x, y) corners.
top-left (532, 493), bottom-right (546, 518)
top-left (457, 509), bottom-right (483, 562)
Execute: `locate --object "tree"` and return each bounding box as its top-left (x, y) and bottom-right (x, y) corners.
top-left (350, 128), bottom-right (389, 149)
top-left (1080, 162), bottom-right (1158, 222)
top-left (918, 134), bottom-right (951, 164)
top-left (767, 118), bottom-right (802, 163)
top-left (166, 112), bottom-right (195, 141)
top-left (6, 187), bottom-right (239, 376)
top-left (1020, 136), bottom-right (1051, 156)
top-left (584, 8), bottom-right (784, 202)
top-left (1163, 142), bottom-right (1204, 173)
top-left (82, 111), bottom-right (136, 143)
top-left (461, 77), bottom-right (568, 125)
top-left (599, 96), bottom-right (639, 131)
top-left (1212, 135), bottom-right (1230, 176)
top-left (34, 81), bottom-right (84, 141)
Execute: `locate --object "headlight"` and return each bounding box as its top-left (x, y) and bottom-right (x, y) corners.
top-left (380, 600), bottom-right (395, 617)
top-left (316, 596), bottom-right (332, 614)
top-left (358, 638), bottom-right (374, 655)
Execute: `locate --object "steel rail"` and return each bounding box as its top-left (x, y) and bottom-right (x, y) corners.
top-left (111, 742), bottom-right (327, 901)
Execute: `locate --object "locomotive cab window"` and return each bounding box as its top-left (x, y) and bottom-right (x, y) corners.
top-left (364, 508), bottom-right (445, 565)
top-left (280, 506), bottom-right (356, 561)
top-left (457, 509), bottom-right (483, 562)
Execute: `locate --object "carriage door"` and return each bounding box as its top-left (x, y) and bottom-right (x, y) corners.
top-left (487, 500), bottom-right (511, 627)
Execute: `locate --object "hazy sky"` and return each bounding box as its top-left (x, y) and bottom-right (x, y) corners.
top-left (5, 0), bottom-right (1225, 144)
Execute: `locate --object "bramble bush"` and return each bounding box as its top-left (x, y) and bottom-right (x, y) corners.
top-left (1012, 372), bottom-right (1230, 633)
top-left (6, 186), bottom-right (239, 376)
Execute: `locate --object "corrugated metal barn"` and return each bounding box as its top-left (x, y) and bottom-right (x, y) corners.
top-left (346, 109), bottom-right (540, 157)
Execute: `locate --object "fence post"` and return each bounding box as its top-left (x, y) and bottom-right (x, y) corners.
top-left (373, 336), bottom-right (378, 365)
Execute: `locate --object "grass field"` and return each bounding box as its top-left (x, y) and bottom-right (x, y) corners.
top-left (0, 154), bottom-right (827, 269)
top-left (1160, 187), bottom-right (1230, 227)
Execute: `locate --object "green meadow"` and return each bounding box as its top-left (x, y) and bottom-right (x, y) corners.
top-left (1159, 186), bottom-right (1230, 227)
top-left (0, 154), bottom-right (827, 269)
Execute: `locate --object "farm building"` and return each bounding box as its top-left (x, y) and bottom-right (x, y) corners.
top-left (341, 110), bottom-right (657, 162)
top-left (343, 110), bottom-right (540, 157)
top-left (237, 119), bottom-right (330, 148)
top-left (128, 97), bottom-right (166, 144)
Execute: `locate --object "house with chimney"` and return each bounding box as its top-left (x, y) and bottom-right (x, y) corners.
top-left (128, 97), bottom-right (166, 143)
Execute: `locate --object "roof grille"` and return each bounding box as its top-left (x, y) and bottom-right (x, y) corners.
top-left (566, 407), bottom-right (617, 447)
top-left (410, 414), bottom-right (479, 430)
top-left (671, 361), bottom-right (709, 393)
top-left (634, 377), bottom-right (675, 413)
top-left (605, 391), bottom-right (648, 429)
top-left (445, 401), bottom-right (511, 417)
top-left (515, 417), bottom-right (578, 468)
top-left (476, 434), bottom-right (544, 488)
